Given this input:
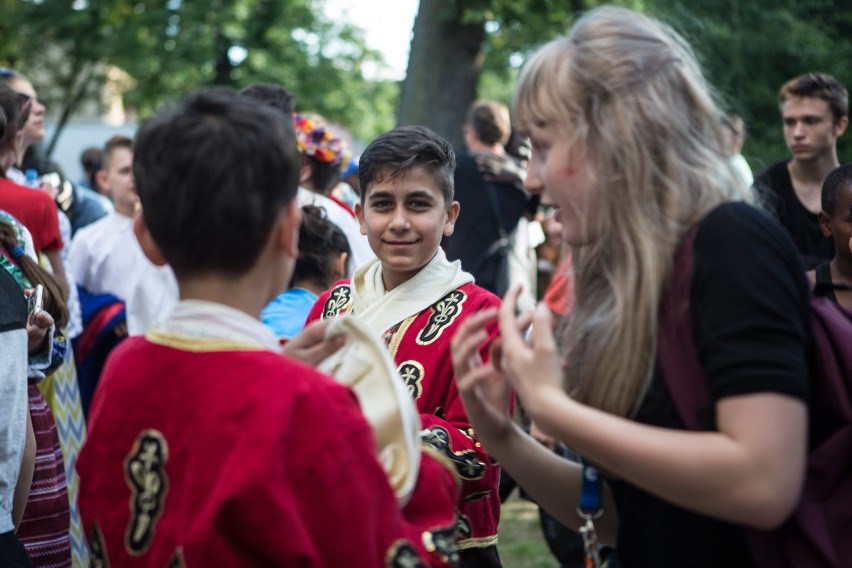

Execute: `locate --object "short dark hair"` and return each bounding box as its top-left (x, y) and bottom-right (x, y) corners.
top-left (780, 73), bottom-right (849, 123)
top-left (358, 125), bottom-right (455, 205)
top-left (467, 100), bottom-right (511, 147)
top-left (102, 135), bottom-right (133, 170)
top-left (0, 83), bottom-right (28, 152)
top-left (133, 88), bottom-right (301, 278)
top-left (293, 205), bottom-right (350, 290)
top-left (239, 83), bottom-right (296, 115)
top-left (822, 163), bottom-right (852, 216)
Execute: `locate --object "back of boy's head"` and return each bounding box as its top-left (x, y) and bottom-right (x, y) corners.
top-left (822, 163), bottom-right (852, 216)
top-left (358, 125), bottom-right (455, 205)
top-left (293, 205), bottom-right (350, 289)
top-left (239, 83), bottom-right (296, 116)
top-left (133, 88), bottom-right (301, 279)
top-left (467, 100), bottom-right (511, 147)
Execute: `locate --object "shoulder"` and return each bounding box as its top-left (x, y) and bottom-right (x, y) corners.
top-left (691, 202), bottom-right (808, 307)
top-left (457, 282), bottom-right (502, 308)
top-left (754, 159), bottom-right (791, 189)
top-left (313, 279), bottom-right (353, 319)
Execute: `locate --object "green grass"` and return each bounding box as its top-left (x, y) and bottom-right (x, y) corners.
top-left (497, 496), bottom-right (559, 568)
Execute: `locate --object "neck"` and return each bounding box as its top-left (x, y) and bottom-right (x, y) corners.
top-left (292, 278), bottom-right (325, 296)
top-left (466, 140), bottom-right (504, 155)
top-left (789, 150), bottom-right (839, 183)
top-left (177, 270), bottom-right (278, 321)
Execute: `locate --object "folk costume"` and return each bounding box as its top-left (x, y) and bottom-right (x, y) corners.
top-left (306, 249), bottom-right (504, 561)
top-left (77, 300), bottom-right (461, 567)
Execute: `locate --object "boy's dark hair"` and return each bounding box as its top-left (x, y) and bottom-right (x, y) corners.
top-left (0, 83), bottom-right (29, 154)
top-left (467, 100), bottom-right (511, 147)
top-left (780, 73), bottom-right (849, 124)
top-left (239, 83), bottom-right (296, 115)
top-left (822, 163), bottom-right (852, 216)
top-left (293, 205), bottom-right (350, 290)
top-left (102, 135), bottom-right (133, 170)
top-left (133, 88), bottom-right (301, 278)
top-left (358, 125), bottom-right (455, 205)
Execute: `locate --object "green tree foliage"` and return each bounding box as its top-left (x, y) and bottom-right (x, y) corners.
top-left (0, 0), bottom-right (398, 155)
top-left (648, 0), bottom-right (852, 171)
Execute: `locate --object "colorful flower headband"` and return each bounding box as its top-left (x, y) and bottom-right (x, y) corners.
top-left (293, 113), bottom-right (350, 168)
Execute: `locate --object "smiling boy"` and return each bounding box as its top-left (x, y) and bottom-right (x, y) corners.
top-left (306, 126), bottom-right (505, 567)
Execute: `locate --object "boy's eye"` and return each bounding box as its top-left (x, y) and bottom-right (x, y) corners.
top-left (371, 200), bottom-right (392, 209)
top-left (409, 200), bottom-right (430, 209)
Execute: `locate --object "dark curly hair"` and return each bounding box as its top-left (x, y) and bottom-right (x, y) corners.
top-left (293, 205), bottom-right (350, 289)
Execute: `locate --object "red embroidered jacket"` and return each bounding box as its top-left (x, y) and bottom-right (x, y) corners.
top-left (306, 281), bottom-right (503, 551)
top-left (77, 335), bottom-right (460, 567)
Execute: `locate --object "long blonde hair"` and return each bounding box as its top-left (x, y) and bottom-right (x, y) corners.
top-left (513, 6), bottom-right (741, 417)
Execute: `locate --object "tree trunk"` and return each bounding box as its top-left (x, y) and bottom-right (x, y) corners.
top-left (397, 0), bottom-right (485, 152)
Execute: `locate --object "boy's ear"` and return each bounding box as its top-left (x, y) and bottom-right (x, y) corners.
top-left (133, 212), bottom-right (168, 266)
top-left (95, 170), bottom-right (111, 197)
top-left (276, 201), bottom-right (301, 258)
top-left (443, 201), bottom-right (460, 238)
top-left (818, 211), bottom-right (832, 237)
top-left (299, 157), bottom-right (312, 185)
top-left (354, 202), bottom-right (367, 235)
top-left (835, 115), bottom-right (849, 138)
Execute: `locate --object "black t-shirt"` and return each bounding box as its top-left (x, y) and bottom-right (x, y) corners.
top-left (609, 203), bottom-right (811, 567)
top-left (445, 152), bottom-right (530, 294)
top-left (754, 159), bottom-right (834, 269)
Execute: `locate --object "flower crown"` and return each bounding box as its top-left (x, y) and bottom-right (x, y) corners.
top-left (293, 113), bottom-right (350, 168)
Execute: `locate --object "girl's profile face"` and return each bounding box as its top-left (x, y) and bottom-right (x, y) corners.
top-left (524, 122), bottom-right (599, 247)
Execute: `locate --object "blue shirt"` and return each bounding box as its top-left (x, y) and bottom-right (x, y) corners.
top-left (261, 288), bottom-right (319, 340)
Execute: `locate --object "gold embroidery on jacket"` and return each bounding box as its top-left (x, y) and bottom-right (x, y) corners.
top-left (322, 285), bottom-right (352, 319)
top-left (416, 290), bottom-right (467, 345)
top-left (422, 524), bottom-right (460, 564)
top-left (386, 315), bottom-right (417, 358)
top-left (420, 426), bottom-right (487, 480)
top-left (124, 429), bottom-right (169, 556)
top-left (89, 523), bottom-right (109, 568)
top-left (398, 361), bottom-right (425, 400)
top-left (385, 539), bottom-right (428, 567)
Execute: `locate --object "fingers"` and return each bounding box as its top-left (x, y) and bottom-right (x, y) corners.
top-left (498, 286), bottom-right (527, 351)
top-left (295, 319), bottom-right (332, 346)
top-left (451, 308), bottom-right (497, 365)
top-left (29, 310), bottom-right (53, 329)
top-left (529, 303), bottom-right (557, 354)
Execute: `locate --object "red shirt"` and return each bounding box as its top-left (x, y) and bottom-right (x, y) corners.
top-left (0, 178), bottom-right (63, 253)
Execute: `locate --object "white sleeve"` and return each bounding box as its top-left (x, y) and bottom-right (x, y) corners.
top-left (0, 329), bottom-right (28, 533)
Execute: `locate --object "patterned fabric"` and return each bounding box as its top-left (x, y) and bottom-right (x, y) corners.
top-left (37, 346), bottom-right (89, 567)
top-left (17, 384), bottom-right (72, 567)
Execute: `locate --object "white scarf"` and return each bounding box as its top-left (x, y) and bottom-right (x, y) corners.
top-left (150, 300), bottom-right (280, 352)
top-left (349, 248), bottom-right (474, 338)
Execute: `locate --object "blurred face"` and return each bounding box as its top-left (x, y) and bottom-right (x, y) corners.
top-left (100, 147), bottom-right (138, 217)
top-left (9, 77), bottom-right (46, 149)
top-left (782, 96), bottom-right (848, 162)
top-left (820, 184), bottom-right (852, 263)
top-left (355, 166), bottom-right (459, 291)
top-left (524, 122), bottom-right (598, 247)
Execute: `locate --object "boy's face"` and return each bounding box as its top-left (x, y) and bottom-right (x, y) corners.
top-left (820, 184), bottom-right (852, 261)
top-left (781, 96), bottom-right (848, 162)
top-left (100, 147), bottom-right (139, 217)
top-left (355, 166), bottom-right (459, 291)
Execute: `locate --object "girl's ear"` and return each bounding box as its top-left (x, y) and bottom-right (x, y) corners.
top-left (443, 201), bottom-right (461, 237)
top-left (818, 211), bottom-right (832, 237)
top-left (133, 212), bottom-right (168, 266)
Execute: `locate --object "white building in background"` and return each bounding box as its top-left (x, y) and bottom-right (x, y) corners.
top-left (41, 65), bottom-right (137, 184)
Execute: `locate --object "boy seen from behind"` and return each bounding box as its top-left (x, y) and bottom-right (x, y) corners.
top-left (76, 90), bottom-right (460, 567)
top-left (306, 126), bottom-right (505, 567)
